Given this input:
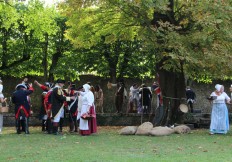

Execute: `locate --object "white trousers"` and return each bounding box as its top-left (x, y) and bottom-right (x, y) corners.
top-left (53, 108), bottom-right (64, 123)
top-left (42, 115), bottom-right (48, 120)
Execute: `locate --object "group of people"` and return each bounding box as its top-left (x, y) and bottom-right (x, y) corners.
top-left (6, 78), bottom-right (98, 135)
top-left (125, 81), bottom-right (232, 135)
top-left (127, 83), bottom-right (153, 114)
top-left (185, 83), bottom-right (232, 135)
top-left (0, 77), bottom-right (231, 136)
top-left (182, 84), bottom-right (231, 135)
top-left (108, 80), bottom-right (162, 115)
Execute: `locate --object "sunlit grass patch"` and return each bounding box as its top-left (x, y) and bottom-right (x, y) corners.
top-left (0, 126), bottom-right (232, 162)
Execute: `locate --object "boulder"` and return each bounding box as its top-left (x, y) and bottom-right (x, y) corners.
top-left (173, 125), bottom-right (191, 134)
top-left (119, 126), bottom-right (138, 135)
top-left (135, 122), bottom-right (153, 135)
top-left (149, 126), bottom-right (174, 136)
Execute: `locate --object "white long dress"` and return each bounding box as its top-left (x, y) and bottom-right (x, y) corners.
top-left (76, 95), bottom-right (82, 121)
top-left (0, 84), bottom-right (4, 133)
top-left (79, 84), bottom-right (94, 131)
top-left (210, 92), bottom-right (230, 134)
top-left (0, 84), bottom-right (4, 98)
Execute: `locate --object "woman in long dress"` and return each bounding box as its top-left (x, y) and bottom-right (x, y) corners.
top-left (0, 79), bottom-right (6, 134)
top-left (209, 84), bottom-right (230, 134)
top-left (94, 85), bottom-right (104, 113)
top-left (79, 84), bottom-right (97, 135)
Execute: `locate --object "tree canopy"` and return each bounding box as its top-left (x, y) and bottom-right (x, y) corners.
top-left (1, 0), bottom-right (232, 123)
top-left (62, 0), bottom-right (232, 82)
top-left (61, 0), bottom-right (232, 124)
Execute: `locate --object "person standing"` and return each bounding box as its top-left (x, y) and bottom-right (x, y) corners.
top-left (12, 83), bottom-right (34, 134)
top-left (151, 81), bottom-right (163, 107)
top-left (64, 84), bottom-right (78, 132)
top-left (209, 84), bottom-right (230, 135)
top-left (108, 79), bottom-right (127, 113)
top-left (94, 85), bottom-right (104, 113)
top-left (34, 80), bottom-right (53, 132)
top-left (186, 86), bottom-right (196, 113)
top-left (127, 84), bottom-right (139, 113)
top-left (0, 79), bottom-right (7, 134)
top-left (43, 85), bottom-right (53, 134)
top-left (79, 84), bottom-right (97, 136)
top-left (139, 84), bottom-right (152, 114)
top-left (76, 86), bottom-right (83, 121)
top-left (229, 84), bottom-right (232, 98)
top-left (50, 79), bottom-right (74, 135)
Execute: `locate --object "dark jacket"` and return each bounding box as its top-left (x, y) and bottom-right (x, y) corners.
top-left (51, 86), bottom-right (70, 118)
top-left (139, 87), bottom-right (152, 106)
top-left (12, 87), bottom-right (34, 118)
top-left (186, 89), bottom-right (196, 100)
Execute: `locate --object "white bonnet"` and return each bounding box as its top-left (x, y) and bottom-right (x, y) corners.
top-left (83, 83), bottom-right (90, 92)
top-left (215, 84), bottom-right (222, 92)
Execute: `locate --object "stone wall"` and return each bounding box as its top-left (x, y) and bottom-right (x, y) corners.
top-left (1, 75), bottom-right (232, 126)
top-left (2, 113), bottom-right (154, 127)
top-left (2, 75), bottom-right (232, 114)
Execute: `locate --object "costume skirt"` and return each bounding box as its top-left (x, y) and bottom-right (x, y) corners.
top-left (210, 103), bottom-right (229, 134)
top-left (79, 105), bottom-right (97, 135)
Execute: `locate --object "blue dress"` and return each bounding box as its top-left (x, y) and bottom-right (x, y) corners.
top-left (210, 92), bottom-right (230, 134)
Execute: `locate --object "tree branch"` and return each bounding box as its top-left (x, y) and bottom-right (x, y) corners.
top-left (0, 55), bottom-right (30, 70)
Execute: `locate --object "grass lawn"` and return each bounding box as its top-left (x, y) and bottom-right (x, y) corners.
top-left (0, 126), bottom-right (232, 162)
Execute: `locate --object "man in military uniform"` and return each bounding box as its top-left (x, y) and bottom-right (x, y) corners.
top-left (34, 80), bottom-right (53, 132)
top-left (51, 79), bottom-right (75, 135)
top-left (64, 83), bottom-right (78, 132)
top-left (12, 83), bottom-right (34, 134)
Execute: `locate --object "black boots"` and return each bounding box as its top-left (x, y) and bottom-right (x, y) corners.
top-left (42, 120), bottom-right (46, 131)
top-left (74, 120), bottom-right (78, 132)
top-left (16, 120), bottom-right (21, 134)
top-left (16, 118), bottom-right (29, 134)
top-left (53, 122), bottom-right (59, 135)
top-left (24, 118), bottom-right (29, 134)
top-left (46, 118), bottom-right (52, 134)
top-left (59, 118), bottom-right (64, 132)
top-left (69, 122), bottom-right (74, 132)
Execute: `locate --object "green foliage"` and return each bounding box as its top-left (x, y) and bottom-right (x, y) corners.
top-left (62, 0), bottom-right (156, 79)
top-left (0, 0), bottom-right (73, 80)
top-left (0, 0), bottom-right (57, 77)
top-left (62, 0), bottom-right (232, 81)
top-left (1, 0), bottom-right (232, 82)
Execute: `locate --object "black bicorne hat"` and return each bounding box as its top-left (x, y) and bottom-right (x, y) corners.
top-left (56, 79), bottom-right (65, 84)
top-left (16, 84), bottom-right (27, 90)
top-left (45, 82), bottom-right (53, 88)
top-left (77, 86), bottom-right (83, 90)
top-left (71, 84), bottom-right (76, 88)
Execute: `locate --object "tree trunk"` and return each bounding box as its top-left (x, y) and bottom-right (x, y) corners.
top-left (2, 28), bottom-right (8, 68)
top-left (151, 0), bottom-right (187, 125)
top-left (42, 33), bottom-right (48, 80)
top-left (48, 50), bottom-right (62, 82)
top-left (103, 43), bottom-right (118, 83)
top-left (158, 68), bottom-right (186, 125)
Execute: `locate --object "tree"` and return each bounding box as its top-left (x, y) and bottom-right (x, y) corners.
top-left (0, 0), bottom-right (57, 78)
top-left (63, 0), bottom-right (232, 124)
top-left (62, 0), bottom-right (155, 82)
top-left (0, 0), bottom-right (73, 81)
